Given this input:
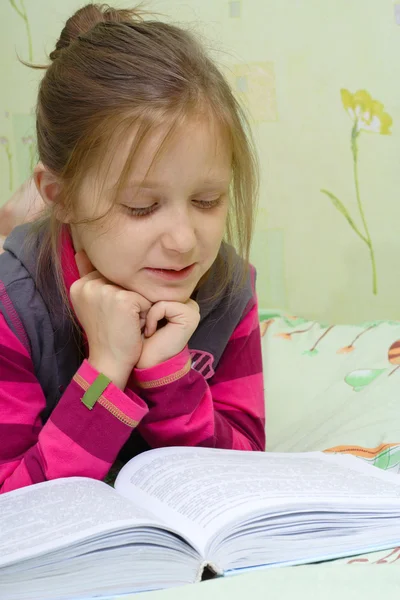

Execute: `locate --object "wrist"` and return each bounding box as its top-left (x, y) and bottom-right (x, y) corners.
top-left (135, 346), bottom-right (189, 371)
top-left (136, 354), bottom-right (171, 370)
top-left (135, 359), bottom-right (161, 370)
top-left (88, 355), bottom-right (132, 390)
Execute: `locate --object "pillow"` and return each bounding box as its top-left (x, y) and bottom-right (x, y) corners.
top-left (261, 315), bottom-right (400, 472)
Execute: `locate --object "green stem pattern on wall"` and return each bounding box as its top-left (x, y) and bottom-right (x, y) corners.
top-left (320, 188), bottom-right (367, 244)
top-left (321, 126), bottom-right (377, 294)
top-left (6, 145), bottom-right (13, 191)
top-left (9, 0), bottom-right (33, 62)
top-left (0, 138), bottom-right (14, 191)
top-left (28, 142), bottom-right (35, 172)
top-left (351, 125), bottom-right (377, 295)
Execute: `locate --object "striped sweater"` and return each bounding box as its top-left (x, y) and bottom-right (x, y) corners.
top-left (0, 227), bottom-right (265, 494)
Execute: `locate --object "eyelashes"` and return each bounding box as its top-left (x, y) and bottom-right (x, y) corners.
top-left (123, 204), bottom-right (157, 217)
top-left (193, 197), bottom-right (224, 210)
top-left (122, 196), bottom-right (224, 218)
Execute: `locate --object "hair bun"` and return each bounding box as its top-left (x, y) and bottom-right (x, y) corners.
top-left (49, 3), bottom-right (144, 61)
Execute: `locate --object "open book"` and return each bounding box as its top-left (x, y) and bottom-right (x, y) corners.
top-left (2, 446), bottom-right (400, 600)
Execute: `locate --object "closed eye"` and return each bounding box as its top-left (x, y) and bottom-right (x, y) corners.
top-left (122, 203), bottom-right (158, 217)
top-left (192, 196), bottom-right (224, 209)
top-left (122, 195), bottom-right (225, 217)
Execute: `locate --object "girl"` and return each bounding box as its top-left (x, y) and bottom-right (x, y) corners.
top-left (0, 3), bottom-right (265, 494)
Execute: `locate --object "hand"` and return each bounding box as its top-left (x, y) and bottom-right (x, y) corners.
top-left (0, 175), bottom-right (44, 237)
top-left (136, 299), bottom-right (200, 369)
top-left (70, 251), bottom-right (152, 389)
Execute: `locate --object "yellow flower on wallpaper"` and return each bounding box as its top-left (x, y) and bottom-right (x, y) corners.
top-left (321, 89), bottom-right (393, 295)
top-left (341, 89), bottom-right (392, 135)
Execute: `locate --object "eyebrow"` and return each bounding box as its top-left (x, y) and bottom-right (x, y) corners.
top-left (128, 178), bottom-right (230, 190)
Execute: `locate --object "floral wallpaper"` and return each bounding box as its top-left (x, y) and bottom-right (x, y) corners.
top-left (321, 89), bottom-right (392, 296)
top-left (1, 0), bottom-right (400, 323)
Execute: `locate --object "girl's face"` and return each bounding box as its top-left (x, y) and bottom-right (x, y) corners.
top-left (70, 117), bottom-right (231, 304)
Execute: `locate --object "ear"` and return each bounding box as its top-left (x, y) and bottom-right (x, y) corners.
top-left (33, 163), bottom-right (60, 203)
top-left (33, 163), bottom-right (68, 222)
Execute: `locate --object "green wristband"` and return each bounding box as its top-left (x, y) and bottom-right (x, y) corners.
top-left (81, 373), bottom-right (111, 410)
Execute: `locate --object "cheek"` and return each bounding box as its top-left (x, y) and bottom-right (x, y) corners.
top-left (204, 211), bottom-right (227, 244)
top-left (78, 226), bottom-right (130, 272)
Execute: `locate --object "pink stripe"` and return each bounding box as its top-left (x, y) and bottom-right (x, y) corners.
top-left (1, 461), bottom-right (34, 494)
top-left (211, 373), bottom-right (265, 417)
top-left (60, 225), bottom-right (80, 297)
top-left (59, 227), bottom-right (89, 346)
top-left (0, 382), bottom-right (44, 424)
top-left (0, 281), bottom-right (30, 354)
top-left (37, 420), bottom-right (112, 480)
top-left (140, 404), bottom-right (214, 448)
top-left (230, 301), bottom-right (258, 340)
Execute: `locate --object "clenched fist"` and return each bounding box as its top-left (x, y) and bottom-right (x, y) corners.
top-left (136, 299), bottom-right (200, 369)
top-left (70, 251), bottom-right (152, 389)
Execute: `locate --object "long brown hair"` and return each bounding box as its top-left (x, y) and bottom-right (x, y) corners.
top-left (26, 3), bottom-right (259, 319)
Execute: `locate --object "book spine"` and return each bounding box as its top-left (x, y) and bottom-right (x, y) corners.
top-left (196, 561), bottom-right (222, 583)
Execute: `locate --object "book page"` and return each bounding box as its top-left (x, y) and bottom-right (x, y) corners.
top-left (0, 476), bottom-right (167, 567)
top-left (114, 447), bottom-right (400, 554)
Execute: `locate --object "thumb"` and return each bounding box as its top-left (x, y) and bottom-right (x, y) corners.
top-left (75, 250), bottom-right (95, 278)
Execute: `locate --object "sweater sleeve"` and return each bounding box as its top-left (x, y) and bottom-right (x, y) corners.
top-left (0, 314), bottom-right (148, 494)
top-left (131, 288), bottom-right (265, 452)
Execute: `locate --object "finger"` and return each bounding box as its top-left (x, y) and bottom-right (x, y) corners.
top-left (130, 293), bottom-right (152, 316)
top-left (139, 308), bottom-right (149, 327)
top-left (75, 250), bottom-right (96, 278)
top-left (185, 298), bottom-right (200, 313)
top-left (80, 270), bottom-right (104, 282)
top-left (144, 302), bottom-right (168, 338)
top-left (144, 301), bottom-right (190, 337)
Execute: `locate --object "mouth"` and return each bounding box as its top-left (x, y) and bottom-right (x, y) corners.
top-left (144, 263), bottom-right (196, 281)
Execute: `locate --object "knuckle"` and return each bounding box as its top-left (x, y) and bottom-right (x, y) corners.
top-left (83, 281), bottom-right (96, 298)
top-left (100, 284), bottom-right (114, 299)
top-left (115, 289), bottom-right (129, 302)
top-left (70, 279), bottom-right (84, 298)
top-left (69, 280), bottom-right (78, 295)
top-left (116, 290), bottom-right (141, 315)
top-left (191, 300), bottom-right (200, 312)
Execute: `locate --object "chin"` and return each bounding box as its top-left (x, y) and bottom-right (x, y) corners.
top-left (156, 290), bottom-right (193, 303)
top-left (140, 285), bottom-right (195, 304)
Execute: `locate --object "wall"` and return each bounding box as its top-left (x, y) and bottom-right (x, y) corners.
top-left (1, 0), bottom-right (399, 323)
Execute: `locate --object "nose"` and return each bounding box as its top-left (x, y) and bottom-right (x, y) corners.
top-left (161, 207), bottom-right (197, 254)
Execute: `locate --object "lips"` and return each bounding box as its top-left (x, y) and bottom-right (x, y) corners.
top-left (145, 263), bottom-right (196, 281)
top-left (156, 266), bottom-right (190, 271)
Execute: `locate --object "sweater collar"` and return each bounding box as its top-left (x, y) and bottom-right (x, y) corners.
top-left (60, 225), bottom-right (80, 300)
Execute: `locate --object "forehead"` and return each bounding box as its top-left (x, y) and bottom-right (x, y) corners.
top-left (105, 114), bottom-right (232, 191)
